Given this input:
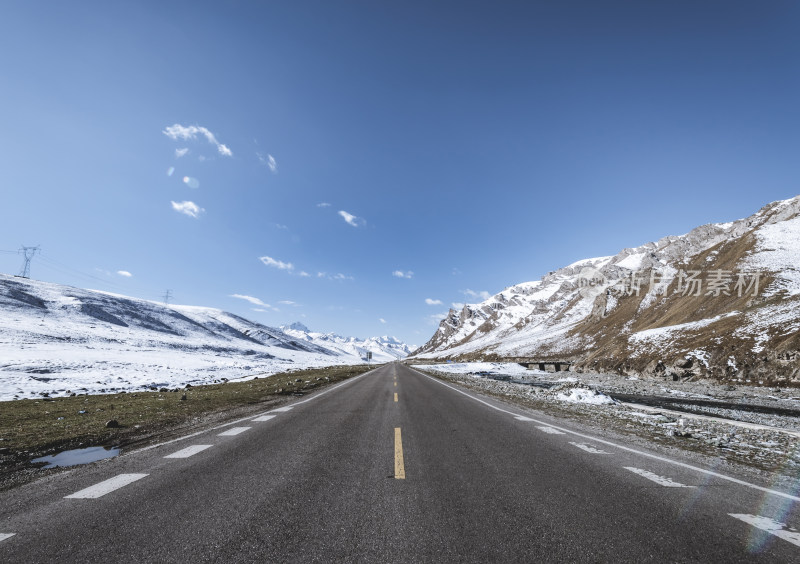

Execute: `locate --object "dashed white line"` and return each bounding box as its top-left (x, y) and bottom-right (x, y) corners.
top-left (413, 368), bottom-right (800, 502)
top-left (269, 407), bottom-right (293, 413)
top-left (218, 427), bottom-right (251, 436)
top-left (251, 415), bottom-right (277, 422)
top-left (515, 416), bottom-right (534, 421)
top-left (536, 426), bottom-right (565, 435)
top-left (0, 533), bottom-right (15, 543)
top-left (136, 367), bottom-right (379, 455)
top-left (65, 473), bottom-right (149, 499)
top-left (729, 514), bottom-right (800, 547)
top-left (164, 444), bottom-right (213, 459)
top-left (624, 467), bottom-right (694, 488)
top-left (570, 442), bottom-right (609, 454)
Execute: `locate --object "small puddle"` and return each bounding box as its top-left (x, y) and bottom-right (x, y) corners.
top-left (32, 446), bottom-right (120, 469)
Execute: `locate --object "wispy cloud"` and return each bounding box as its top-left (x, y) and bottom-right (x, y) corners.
top-left (392, 270), bottom-right (413, 279)
top-left (463, 289), bottom-right (491, 301)
top-left (116, 270), bottom-right (133, 278)
top-left (452, 267), bottom-right (462, 276)
top-left (379, 318), bottom-right (387, 324)
top-left (317, 271), bottom-right (354, 281)
top-left (175, 148), bottom-right (189, 158)
top-left (425, 298), bottom-right (443, 305)
top-left (338, 210), bottom-right (365, 227)
top-left (163, 124), bottom-right (233, 157)
top-left (317, 202), bottom-right (331, 208)
top-left (230, 294), bottom-right (270, 307)
top-left (171, 200), bottom-right (204, 218)
top-left (259, 256), bottom-right (294, 272)
top-left (278, 300), bottom-right (297, 306)
top-left (427, 312), bottom-right (448, 325)
top-left (258, 152), bottom-right (277, 172)
top-left (451, 302), bottom-right (465, 310)
top-left (299, 271), bottom-right (310, 277)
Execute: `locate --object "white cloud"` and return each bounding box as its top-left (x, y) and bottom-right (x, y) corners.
top-left (163, 124), bottom-right (233, 157)
top-left (171, 200), bottom-right (204, 218)
top-left (427, 312), bottom-right (448, 325)
top-left (379, 318), bottom-right (387, 324)
top-left (299, 271), bottom-right (310, 277)
top-left (317, 202), bottom-right (331, 208)
top-left (230, 294), bottom-right (270, 307)
top-left (175, 148), bottom-right (189, 158)
top-left (452, 267), bottom-right (462, 276)
top-left (278, 300), bottom-right (297, 306)
top-left (315, 271), bottom-right (354, 281)
top-left (258, 152), bottom-right (277, 172)
top-left (463, 289), bottom-right (491, 301)
top-left (425, 298), bottom-right (443, 305)
top-left (259, 256), bottom-right (294, 272)
top-left (393, 270), bottom-right (414, 279)
top-left (338, 210), bottom-right (365, 227)
top-left (116, 270), bottom-right (133, 278)
top-left (451, 302), bottom-right (465, 310)
top-left (275, 224), bottom-right (288, 230)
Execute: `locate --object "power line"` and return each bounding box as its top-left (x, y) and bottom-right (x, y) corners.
top-left (163, 289), bottom-right (172, 305)
top-left (18, 245), bottom-right (40, 278)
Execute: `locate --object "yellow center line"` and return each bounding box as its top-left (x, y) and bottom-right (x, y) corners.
top-left (394, 382), bottom-right (397, 387)
top-left (394, 392), bottom-right (398, 402)
top-left (394, 427), bottom-right (405, 479)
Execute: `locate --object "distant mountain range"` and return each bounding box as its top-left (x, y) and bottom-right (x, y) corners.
top-left (414, 196), bottom-right (800, 386)
top-left (280, 322), bottom-right (415, 362)
top-left (0, 276), bottom-right (411, 400)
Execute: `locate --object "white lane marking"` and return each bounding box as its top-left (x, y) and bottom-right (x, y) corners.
top-left (252, 415), bottom-right (277, 422)
top-left (164, 444), bottom-right (213, 459)
top-left (537, 426), bottom-right (565, 435)
top-left (65, 473), bottom-right (148, 499)
top-left (570, 442), bottom-right (609, 454)
top-left (136, 367), bottom-right (380, 454)
top-left (624, 467), bottom-right (694, 488)
top-left (269, 407), bottom-right (293, 413)
top-left (0, 533), bottom-right (15, 543)
top-left (729, 514), bottom-right (800, 547)
top-left (218, 427), bottom-right (251, 436)
top-left (412, 368), bottom-right (800, 503)
top-left (515, 416), bottom-right (534, 421)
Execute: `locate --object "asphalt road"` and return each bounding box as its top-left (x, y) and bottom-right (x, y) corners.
top-left (1, 362), bottom-right (799, 562)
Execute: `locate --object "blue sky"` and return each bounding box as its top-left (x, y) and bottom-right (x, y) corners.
top-left (1, 1), bottom-right (799, 346)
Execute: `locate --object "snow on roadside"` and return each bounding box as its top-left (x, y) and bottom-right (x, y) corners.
top-left (552, 384), bottom-right (615, 405)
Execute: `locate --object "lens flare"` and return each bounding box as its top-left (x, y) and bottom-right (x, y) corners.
top-left (182, 176), bottom-right (200, 189)
top-left (166, 166), bottom-right (175, 176)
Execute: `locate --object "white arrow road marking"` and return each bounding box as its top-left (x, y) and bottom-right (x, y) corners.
top-left (0, 533), bottom-right (15, 543)
top-left (729, 514), bottom-right (800, 547)
top-left (218, 427), bottom-right (251, 436)
top-left (251, 415), bottom-right (277, 422)
top-left (65, 473), bottom-right (148, 499)
top-left (536, 426), bottom-right (565, 435)
top-left (624, 467), bottom-right (694, 488)
top-left (164, 444), bottom-right (213, 459)
top-left (570, 442), bottom-right (609, 454)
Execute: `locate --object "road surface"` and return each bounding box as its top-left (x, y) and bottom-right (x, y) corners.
top-left (1, 362), bottom-right (798, 562)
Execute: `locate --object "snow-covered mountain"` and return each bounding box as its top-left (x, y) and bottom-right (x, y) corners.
top-left (280, 322), bottom-right (413, 362)
top-left (0, 275), bottom-right (381, 400)
top-left (414, 196), bottom-right (800, 386)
